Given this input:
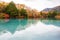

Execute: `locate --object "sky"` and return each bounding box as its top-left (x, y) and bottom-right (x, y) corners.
top-left (0, 0), bottom-right (60, 11)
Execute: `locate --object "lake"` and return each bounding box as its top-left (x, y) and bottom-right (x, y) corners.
top-left (0, 19), bottom-right (60, 40)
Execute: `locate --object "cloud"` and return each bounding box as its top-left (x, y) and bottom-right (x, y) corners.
top-left (0, 0), bottom-right (60, 11)
top-left (48, 0), bottom-right (60, 4)
top-left (24, 0), bottom-right (36, 1)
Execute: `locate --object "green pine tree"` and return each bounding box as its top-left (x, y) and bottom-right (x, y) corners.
top-left (5, 1), bottom-right (18, 18)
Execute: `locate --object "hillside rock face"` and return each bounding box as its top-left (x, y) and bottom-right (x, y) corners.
top-left (52, 6), bottom-right (60, 12)
top-left (42, 6), bottom-right (60, 12)
top-left (42, 8), bottom-right (52, 12)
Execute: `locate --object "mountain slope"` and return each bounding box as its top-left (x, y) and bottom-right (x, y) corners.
top-left (42, 6), bottom-right (60, 12)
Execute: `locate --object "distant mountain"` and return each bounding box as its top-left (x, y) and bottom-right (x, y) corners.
top-left (42, 6), bottom-right (60, 12)
top-left (51, 6), bottom-right (60, 12)
top-left (42, 8), bottom-right (52, 12)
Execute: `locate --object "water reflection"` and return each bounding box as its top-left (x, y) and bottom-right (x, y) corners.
top-left (0, 19), bottom-right (60, 34)
top-left (40, 20), bottom-right (60, 27)
top-left (0, 19), bottom-right (60, 40)
top-left (0, 19), bottom-right (38, 34)
top-left (0, 19), bottom-right (19, 34)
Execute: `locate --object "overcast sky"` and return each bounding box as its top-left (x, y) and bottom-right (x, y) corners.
top-left (0, 0), bottom-right (60, 11)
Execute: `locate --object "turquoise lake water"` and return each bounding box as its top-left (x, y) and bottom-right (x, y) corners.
top-left (0, 19), bottom-right (60, 40)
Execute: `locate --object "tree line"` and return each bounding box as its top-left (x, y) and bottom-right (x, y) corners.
top-left (0, 1), bottom-right (60, 19)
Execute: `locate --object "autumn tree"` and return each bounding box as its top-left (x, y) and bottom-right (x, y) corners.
top-left (20, 8), bottom-right (27, 18)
